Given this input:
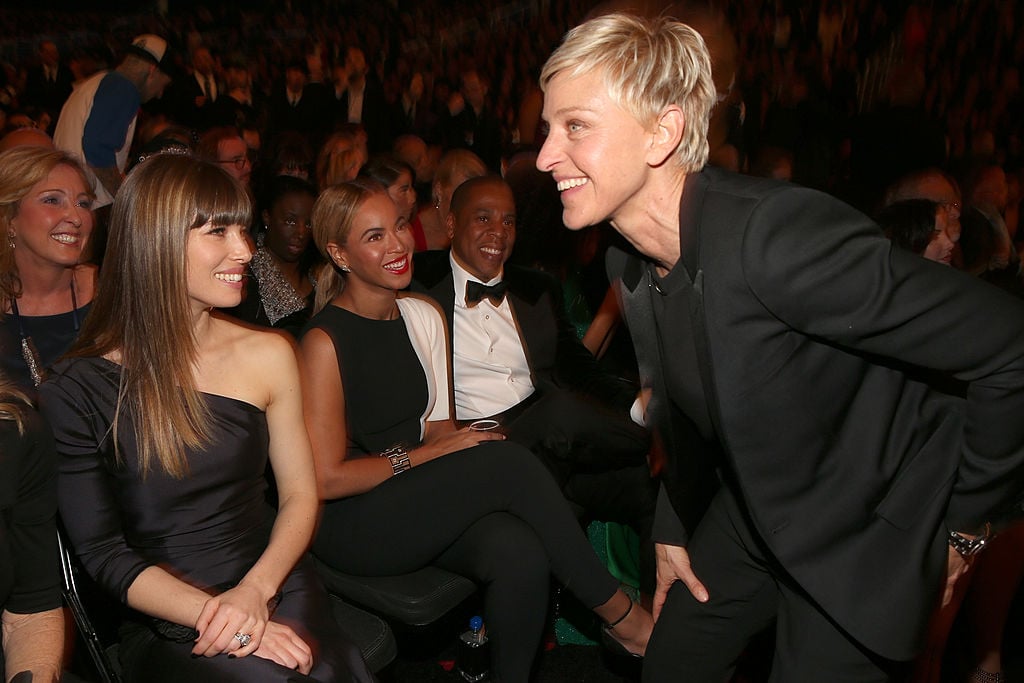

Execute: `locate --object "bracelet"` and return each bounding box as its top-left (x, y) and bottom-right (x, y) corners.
top-left (968, 667), bottom-right (1006, 683)
top-left (948, 522), bottom-right (992, 557)
top-left (381, 444), bottom-right (411, 476)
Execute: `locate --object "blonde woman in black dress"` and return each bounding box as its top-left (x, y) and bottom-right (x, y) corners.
top-left (302, 179), bottom-right (653, 683)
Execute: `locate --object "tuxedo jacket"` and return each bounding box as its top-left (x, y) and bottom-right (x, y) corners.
top-left (608, 166), bottom-right (1024, 659)
top-left (412, 251), bottom-right (635, 412)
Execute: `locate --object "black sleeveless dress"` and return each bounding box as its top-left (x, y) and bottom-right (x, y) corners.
top-left (315, 305), bottom-right (427, 457)
top-left (39, 356), bottom-right (375, 683)
top-left (304, 302), bottom-right (620, 683)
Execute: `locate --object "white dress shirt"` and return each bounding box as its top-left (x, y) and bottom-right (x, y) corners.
top-left (450, 254), bottom-right (535, 420)
top-left (347, 83), bottom-right (365, 124)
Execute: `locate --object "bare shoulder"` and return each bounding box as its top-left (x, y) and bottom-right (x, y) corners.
top-left (203, 314), bottom-right (300, 407)
top-left (220, 317), bottom-right (297, 371)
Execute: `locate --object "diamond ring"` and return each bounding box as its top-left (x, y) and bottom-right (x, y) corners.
top-left (234, 632), bottom-right (252, 647)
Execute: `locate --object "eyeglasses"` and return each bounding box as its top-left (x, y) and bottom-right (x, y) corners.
top-left (218, 156), bottom-right (251, 170)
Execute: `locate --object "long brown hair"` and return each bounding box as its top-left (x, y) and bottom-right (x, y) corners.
top-left (310, 178), bottom-right (386, 315)
top-left (0, 147), bottom-right (93, 313)
top-left (67, 154), bottom-right (251, 478)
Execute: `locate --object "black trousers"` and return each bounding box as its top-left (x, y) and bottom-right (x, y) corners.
top-left (314, 443), bottom-right (620, 683)
top-left (498, 388), bottom-right (658, 593)
top-left (643, 488), bottom-right (911, 683)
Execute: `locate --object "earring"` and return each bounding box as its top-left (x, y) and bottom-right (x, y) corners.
top-left (340, 264), bottom-right (351, 273)
top-left (7, 232), bottom-right (14, 248)
top-left (433, 196), bottom-right (441, 210)
top-left (256, 226), bottom-right (266, 247)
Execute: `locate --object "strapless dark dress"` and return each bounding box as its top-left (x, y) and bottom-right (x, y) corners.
top-left (40, 357), bottom-right (374, 683)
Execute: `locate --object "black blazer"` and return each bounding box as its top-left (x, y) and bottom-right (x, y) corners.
top-left (334, 80), bottom-right (394, 151)
top-left (609, 166), bottom-right (1024, 659)
top-left (23, 64), bottom-right (73, 118)
top-left (412, 250), bottom-right (635, 412)
top-left (167, 73), bottom-right (219, 129)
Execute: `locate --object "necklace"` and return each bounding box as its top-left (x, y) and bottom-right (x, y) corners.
top-left (9, 275), bottom-right (80, 387)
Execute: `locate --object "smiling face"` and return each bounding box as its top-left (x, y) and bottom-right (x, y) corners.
top-left (536, 68), bottom-right (655, 231)
top-left (263, 190), bottom-right (314, 263)
top-left (333, 192), bottom-right (414, 292)
top-left (10, 163), bottom-right (94, 271)
top-left (186, 222), bottom-right (252, 311)
top-left (448, 179), bottom-right (516, 282)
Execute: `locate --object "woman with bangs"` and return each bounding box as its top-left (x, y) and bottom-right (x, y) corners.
top-left (39, 154), bottom-right (374, 682)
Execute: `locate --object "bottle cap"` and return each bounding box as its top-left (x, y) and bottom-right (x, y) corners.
top-left (469, 616), bottom-right (483, 632)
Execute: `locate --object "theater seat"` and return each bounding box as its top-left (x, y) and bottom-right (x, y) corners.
top-left (312, 557), bottom-right (477, 627)
top-left (329, 595), bottom-right (397, 672)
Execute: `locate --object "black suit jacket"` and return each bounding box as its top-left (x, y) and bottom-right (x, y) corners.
top-left (167, 73), bottom-right (219, 130)
top-left (412, 250), bottom-right (635, 412)
top-left (609, 166), bottom-right (1024, 659)
top-left (23, 64), bottom-right (73, 118)
top-left (336, 80), bottom-right (394, 152)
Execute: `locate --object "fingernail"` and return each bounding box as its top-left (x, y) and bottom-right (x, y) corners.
top-left (228, 654), bottom-right (236, 659)
top-left (190, 653), bottom-right (200, 659)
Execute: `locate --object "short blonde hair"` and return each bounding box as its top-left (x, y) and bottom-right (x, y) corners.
top-left (541, 13), bottom-right (716, 173)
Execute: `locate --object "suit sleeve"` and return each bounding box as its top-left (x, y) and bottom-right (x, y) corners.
top-left (741, 186), bottom-right (1024, 530)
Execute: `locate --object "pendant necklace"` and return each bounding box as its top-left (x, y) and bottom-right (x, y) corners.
top-left (9, 275), bottom-right (79, 387)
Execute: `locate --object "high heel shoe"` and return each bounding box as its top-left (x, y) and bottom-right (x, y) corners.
top-left (601, 600), bottom-right (644, 659)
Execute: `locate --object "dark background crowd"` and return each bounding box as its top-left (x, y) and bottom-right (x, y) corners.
top-left (0, 0), bottom-right (1020, 216)
top-left (0, 0), bottom-right (1022, 681)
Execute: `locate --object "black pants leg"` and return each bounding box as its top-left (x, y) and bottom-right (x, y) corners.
top-left (434, 512), bottom-right (551, 683)
top-left (315, 442), bottom-right (619, 609)
top-left (643, 488), bottom-right (908, 683)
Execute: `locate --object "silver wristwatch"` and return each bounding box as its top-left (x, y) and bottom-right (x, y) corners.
top-left (948, 523), bottom-right (991, 557)
top-left (381, 444), bottom-right (411, 476)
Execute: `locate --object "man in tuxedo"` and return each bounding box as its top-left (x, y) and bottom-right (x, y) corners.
top-left (413, 176), bottom-right (657, 577)
top-left (442, 70), bottom-right (503, 173)
top-left (536, 13), bottom-right (1024, 682)
top-left (22, 41), bottom-right (73, 128)
top-left (169, 46), bottom-right (219, 130)
top-left (333, 48), bottom-right (391, 152)
top-left (266, 61), bottom-right (319, 143)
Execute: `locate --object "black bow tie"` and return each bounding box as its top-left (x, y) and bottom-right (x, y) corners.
top-left (465, 280), bottom-right (508, 307)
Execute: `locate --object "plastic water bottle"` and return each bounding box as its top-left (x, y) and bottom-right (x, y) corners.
top-left (456, 615), bottom-right (490, 682)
